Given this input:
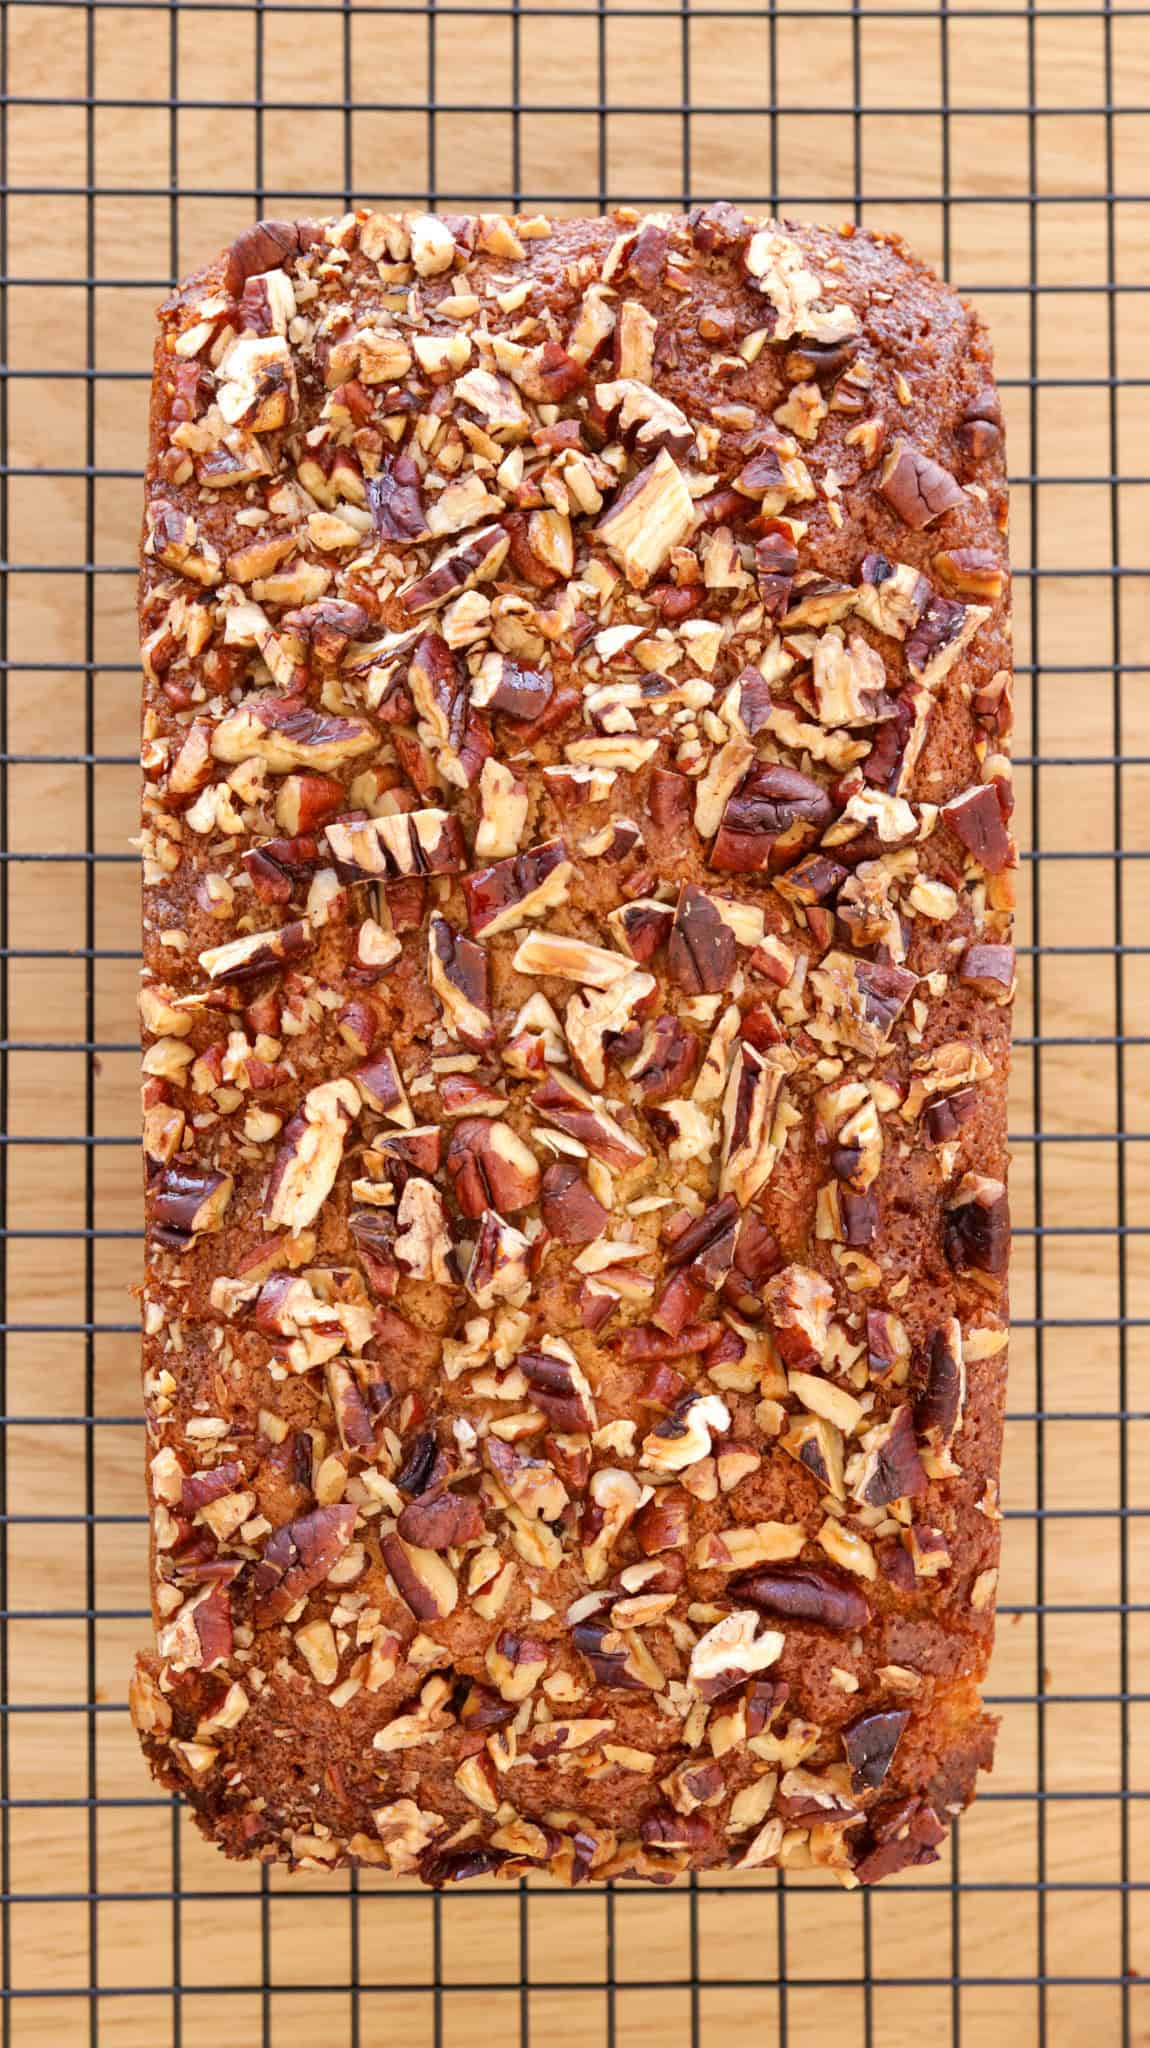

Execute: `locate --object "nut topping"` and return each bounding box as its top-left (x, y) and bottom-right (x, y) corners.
top-left (139, 208), bottom-right (1011, 1888)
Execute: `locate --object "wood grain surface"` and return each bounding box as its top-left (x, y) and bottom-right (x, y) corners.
top-left (4, 0), bottom-right (1149, 2040)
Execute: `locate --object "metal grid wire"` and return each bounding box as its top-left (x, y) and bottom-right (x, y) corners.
top-left (0, 0), bottom-right (1148, 2041)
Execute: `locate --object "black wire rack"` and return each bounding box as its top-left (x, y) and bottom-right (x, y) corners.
top-left (1, 0), bottom-right (1148, 2041)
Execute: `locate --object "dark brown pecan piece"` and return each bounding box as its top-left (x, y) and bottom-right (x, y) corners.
top-left (397, 1488), bottom-right (484, 1550)
top-left (428, 915), bottom-right (493, 1048)
top-left (626, 221), bottom-right (669, 288)
top-left (722, 1213), bottom-right (783, 1317)
top-left (348, 1208), bottom-right (400, 1297)
top-left (181, 1460), bottom-right (243, 1512)
top-left (880, 437), bottom-right (966, 529)
top-left (915, 1321), bottom-right (965, 1446)
top-left (855, 959), bottom-right (919, 1042)
top-left (614, 898), bottom-right (675, 965)
top-left (367, 453), bottom-right (428, 541)
top-left (419, 1845), bottom-right (510, 1888)
top-left (243, 833), bottom-right (323, 905)
top-left (666, 885), bottom-right (737, 993)
top-left (223, 218), bottom-right (300, 295)
top-left (855, 1404), bottom-right (929, 1505)
top-left (924, 1084), bottom-right (978, 1145)
top-left (634, 1489), bottom-right (690, 1555)
top-left (539, 1163), bottom-right (609, 1244)
top-left (151, 1163), bottom-right (233, 1248)
top-left (463, 839), bottom-right (570, 938)
top-left (458, 1681), bottom-right (518, 1731)
top-left (379, 1531), bottom-right (458, 1620)
top-left (958, 943), bottom-right (1015, 997)
top-left (688, 201), bottom-right (752, 253)
top-left (733, 1563), bottom-right (871, 1632)
top-left (956, 387), bottom-right (1003, 462)
top-left (518, 1346), bottom-right (597, 1432)
top-left (400, 522), bottom-right (509, 615)
top-left (648, 767), bottom-right (694, 834)
top-left (571, 1615), bottom-right (653, 1692)
top-left (710, 763), bottom-right (832, 875)
top-left (755, 529), bottom-right (799, 617)
top-left (627, 1014), bottom-right (699, 1100)
top-left (942, 783), bottom-right (1013, 874)
top-left (843, 1709), bottom-right (910, 1792)
top-left (944, 1178), bottom-right (1010, 1279)
top-left (251, 1503), bottom-right (357, 1626)
top-left (666, 1195), bottom-right (741, 1289)
top-left (476, 656), bottom-right (553, 722)
top-left (446, 1118), bottom-right (540, 1217)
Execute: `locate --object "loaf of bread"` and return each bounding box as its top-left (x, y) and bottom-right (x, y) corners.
top-left (133, 206), bottom-right (1012, 1889)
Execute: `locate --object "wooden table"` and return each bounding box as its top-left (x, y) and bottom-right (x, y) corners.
top-left (3, 0), bottom-right (1149, 2038)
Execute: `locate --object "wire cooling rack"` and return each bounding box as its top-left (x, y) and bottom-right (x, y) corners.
top-left (1, 0), bottom-right (1148, 2041)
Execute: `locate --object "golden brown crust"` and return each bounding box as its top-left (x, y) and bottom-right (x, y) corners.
top-left (133, 205), bottom-right (1011, 1888)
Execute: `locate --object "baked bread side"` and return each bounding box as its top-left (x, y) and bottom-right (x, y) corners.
top-left (133, 207), bottom-right (1012, 1888)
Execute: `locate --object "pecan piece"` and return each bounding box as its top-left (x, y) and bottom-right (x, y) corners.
top-left (446, 1118), bottom-right (540, 1218)
top-left (627, 1014), bottom-right (699, 1102)
top-left (428, 915), bottom-right (493, 1048)
top-left (709, 763), bottom-right (832, 875)
top-left (941, 782), bottom-right (1013, 874)
top-left (211, 694), bottom-right (377, 774)
top-left (251, 1503), bottom-right (356, 1626)
top-left (397, 1489), bottom-right (484, 1552)
top-left (380, 1532), bottom-right (459, 1620)
top-left (879, 437), bottom-right (966, 529)
top-left (944, 1177), bottom-right (1010, 1280)
top-left (151, 1163), bottom-right (234, 1248)
top-left (518, 1340), bottom-right (597, 1432)
top-left (463, 839), bottom-right (572, 938)
top-left (842, 1710), bottom-right (910, 1793)
top-left (264, 1078), bottom-right (358, 1233)
top-left (367, 454), bottom-right (428, 541)
top-left (539, 1163), bottom-right (609, 1244)
top-left (732, 1564), bottom-right (870, 1632)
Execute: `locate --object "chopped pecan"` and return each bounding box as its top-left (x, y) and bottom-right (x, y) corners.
top-left (710, 763), bottom-right (832, 875)
top-left (380, 1532), bottom-right (458, 1620)
top-left (593, 449), bottom-right (696, 588)
top-left (842, 1709), bottom-right (909, 1793)
top-left (446, 1118), bottom-right (540, 1217)
top-left (627, 1014), bottom-right (699, 1101)
top-left (732, 1564), bottom-right (870, 1632)
top-left (367, 454), bottom-right (428, 541)
top-left (251, 1503), bottom-right (357, 1626)
top-left (465, 1210), bottom-right (532, 1307)
top-left (212, 694), bottom-right (377, 774)
top-left (941, 782), bottom-right (1013, 874)
top-left (518, 1340), bottom-right (598, 1432)
top-left (198, 920), bottom-right (312, 986)
top-left (944, 1176), bottom-right (1009, 1280)
top-left (397, 1484), bottom-right (484, 1552)
top-left (151, 1163), bottom-right (233, 1248)
top-left (879, 438), bottom-right (966, 530)
top-left (688, 1610), bottom-right (785, 1702)
top-left (667, 885), bottom-right (737, 993)
top-left (539, 1163), bottom-right (609, 1243)
top-left (720, 1045), bottom-right (785, 1208)
top-left (532, 1071), bottom-right (647, 1171)
top-left (428, 915), bottom-right (493, 1047)
top-left (264, 1079), bottom-right (358, 1234)
top-left (851, 1404), bottom-right (928, 1505)
top-left (463, 839), bottom-right (572, 938)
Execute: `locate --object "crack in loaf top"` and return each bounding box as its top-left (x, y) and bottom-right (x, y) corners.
top-left (133, 204), bottom-right (1013, 1890)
